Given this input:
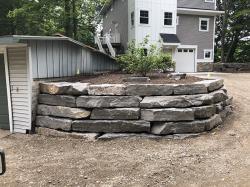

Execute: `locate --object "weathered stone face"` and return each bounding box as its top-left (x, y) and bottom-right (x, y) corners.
top-left (76, 96), bottom-right (142, 108)
top-left (36, 116), bottom-right (72, 131)
top-left (141, 108), bottom-right (194, 122)
top-left (38, 94), bottom-right (76, 107)
top-left (151, 114), bottom-right (222, 135)
top-left (140, 95), bottom-right (213, 108)
top-left (40, 82), bottom-right (89, 96)
top-left (72, 120), bottom-right (150, 133)
top-left (91, 108), bottom-right (140, 120)
top-left (196, 79), bottom-right (224, 92)
top-left (173, 84), bottom-right (208, 95)
top-left (37, 105), bottom-right (91, 119)
top-left (88, 84), bottom-right (126, 96)
top-left (126, 84), bottom-right (174, 96)
top-left (193, 105), bottom-right (216, 119)
top-left (210, 90), bottom-right (229, 103)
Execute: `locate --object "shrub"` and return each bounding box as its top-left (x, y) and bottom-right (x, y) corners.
top-left (117, 36), bottom-right (173, 76)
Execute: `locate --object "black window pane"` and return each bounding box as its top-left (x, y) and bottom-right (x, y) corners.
top-left (164, 12), bottom-right (172, 18)
top-left (164, 19), bottom-right (172, 25)
top-left (140, 18), bottom-right (149, 24)
top-left (140, 11), bottom-right (148, 17)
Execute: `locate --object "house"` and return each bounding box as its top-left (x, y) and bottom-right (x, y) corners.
top-left (96, 0), bottom-right (224, 72)
top-left (0, 35), bottom-right (118, 133)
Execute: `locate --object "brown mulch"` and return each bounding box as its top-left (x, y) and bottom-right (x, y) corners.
top-left (68, 72), bottom-right (205, 84)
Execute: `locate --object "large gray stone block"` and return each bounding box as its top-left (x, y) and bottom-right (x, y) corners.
top-left (40, 82), bottom-right (89, 95)
top-left (76, 96), bottom-right (142, 108)
top-left (36, 116), bottom-right (72, 131)
top-left (72, 120), bottom-right (150, 133)
top-left (151, 114), bottom-right (222, 135)
top-left (210, 89), bottom-right (229, 103)
top-left (141, 108), bottom-right (194, 122)
top-left (37, 104), bottom-right (91, 119)
top-left (196, 79), bottom-right (224, 92)
top-left (38, 94), bottom-right (76, 107)
top-left (140, 94), bottom-right (213, 108)
top-left (173, 84), bottom-right (208, 95)
top-left (193, 105), bottom-right (216, 119)
top-left (91, 108), bottom-right (140, 120)
top-left (126, 84), bottom-right (174, 96)
top-left (88, 84), bottom-right (126, 95)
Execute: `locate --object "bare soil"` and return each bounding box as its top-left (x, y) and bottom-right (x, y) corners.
top-left (1, 73), bottom-right (250, 187)
top-left (68, 72), bottom-right (204, 84)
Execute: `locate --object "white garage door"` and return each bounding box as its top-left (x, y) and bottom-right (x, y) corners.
top-left (175, 48), bottom-right (196, 73)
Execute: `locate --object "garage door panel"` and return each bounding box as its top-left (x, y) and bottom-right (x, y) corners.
top-left (175, 48), bottom-right (195, 73)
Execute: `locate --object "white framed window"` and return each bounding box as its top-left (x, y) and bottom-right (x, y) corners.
top-left (140, 10), bottom-right (149, 24)
top-left (205, 0), bottom-right (215, 2)
top-left (131, 11), bottom-right (135, 27)
top-left (204, 49), bottom-right (213, 59)
top-left (199, 18), bottom-right (210, 32)
top-left (164, 12), bottom-right (173, 26)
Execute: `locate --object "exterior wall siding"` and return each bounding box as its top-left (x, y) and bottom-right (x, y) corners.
top-left (103, 0), bottom-right (129, 50)
top-left (177, 0), bottom-right (215, 10)
top-left (176, 14), bottom-right (215, 60)
top-left (27, 40), bottom-right (118, 79)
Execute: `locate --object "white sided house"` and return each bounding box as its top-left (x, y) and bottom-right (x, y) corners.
top-left (97, 0), bottom-right (224, 72)
top-left (0, 35), bottom-right (117, 133)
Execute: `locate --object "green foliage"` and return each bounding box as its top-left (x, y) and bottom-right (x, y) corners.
top-left (117, 36), bottom-right (173, 76)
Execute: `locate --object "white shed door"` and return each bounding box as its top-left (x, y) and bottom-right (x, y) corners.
top-left (175, 48), bottom-right (195, 73)
top-left (8, 47), bottom-right (31, 133)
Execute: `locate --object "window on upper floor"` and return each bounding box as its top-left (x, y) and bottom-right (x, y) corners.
top-left (140, 10), bottom-right (149, 24)
top-left (164, 12), bottom-right (173, 26)
top-left (199, 18), bottom-right (210, 32)
top-left (204, 49), bottom-right (213, 59)
top-left (131, 11), bottom-right (135, 27)
top-left (205, 0), bottom-right (215, 3)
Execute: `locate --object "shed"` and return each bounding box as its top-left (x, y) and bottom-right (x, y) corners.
top-left (0, 35), bottom-right (118, 133)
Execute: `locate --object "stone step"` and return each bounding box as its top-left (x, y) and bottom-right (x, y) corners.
top-left (39, 94), bottom-right (76, 107)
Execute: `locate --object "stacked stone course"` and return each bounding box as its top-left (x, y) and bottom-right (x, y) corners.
top-left (36, 79), bottom-right (233, 139)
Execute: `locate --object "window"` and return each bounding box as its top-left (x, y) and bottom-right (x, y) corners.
top-left (204, 49), bottom-right (213, 59)
top-left (184, 49), bottom-right (188, 53)
top-left (178, 49), bottom-right (182, 53)
top-left (199, 18), bottom-right (209, 32)
top-left (131, 11), bottom-right (135, 26)
top-left (189, 49), bottom-right (194, 53)
top-left (140, 10), bottom-right (149, 24)
top-left (164, 12), bottom-right (173, 26)
top-left (143, 48), bottom-right (148, 56)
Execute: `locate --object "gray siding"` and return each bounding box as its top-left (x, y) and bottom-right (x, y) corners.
top-left (27, 40), bottom-right (118, 79)
top-left (103, 0), bottom-right (128, 50)
top-left (177, 14), bottom-right (214, 59)
top-left (177, 0), bottom-right (216, 10)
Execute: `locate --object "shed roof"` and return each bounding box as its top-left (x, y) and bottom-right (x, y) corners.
top-left (160, 34), bottom-right (180, 44)
top-left (0, 35), bottom-right (113, 58)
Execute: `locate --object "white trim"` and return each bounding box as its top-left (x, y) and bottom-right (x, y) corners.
top-left (139, 9), bottom-right (150, 26)
top-left (27, 47), bottom-right (33, 131)
top-left (205, 0), bottom-right (215, 3)
top-left (204, 49), bottom-right (213, 60)
top-left (163, 11), bottom-right (174, 27)
top-left (2, 48), bottom-right (14, 133)
top-left (197, 59), bottom-right (214, 63)
top-left (212, 16), bottom-right (216, 62)
top-left (199, 18), bottom-right (210, 32)
top-left (177, 8), bottom-right (224, 16)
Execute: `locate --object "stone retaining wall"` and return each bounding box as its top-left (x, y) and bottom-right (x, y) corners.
top-left (35, 79), bottom-right (233, 139)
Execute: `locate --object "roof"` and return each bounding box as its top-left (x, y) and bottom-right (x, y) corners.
top-left (160, 34), bottom-right (180, 44)
top-left (0, 35), bottom-right (114, 59)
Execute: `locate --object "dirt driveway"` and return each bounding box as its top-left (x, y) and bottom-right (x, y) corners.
top-left (0, 73), bottom-right (250, 187)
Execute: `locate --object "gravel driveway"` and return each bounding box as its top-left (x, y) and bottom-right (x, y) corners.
top-left (0, 73), bottom-right (250, 187)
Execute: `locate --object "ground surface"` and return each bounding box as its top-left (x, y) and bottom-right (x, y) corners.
top-left (68, 72), bottom-right (204, 84)
top-left (0, 73), bottom-right (250, 187)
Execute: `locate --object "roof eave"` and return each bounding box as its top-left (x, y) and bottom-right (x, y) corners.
top-left (177, 8), bottom-right (225, 16)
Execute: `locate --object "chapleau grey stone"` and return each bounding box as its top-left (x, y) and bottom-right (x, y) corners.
top-left (40, 82), bottom-right (89, 96)
top-left (224, 96), bottom-right (233, 106)
top-left (215, 102), bottom-right (225, 113)
top-left (88, 84), bottom-right (126, 96)
top-left (91, 108), bottom-right (140, 120)
top-left (141, 108), bottom-right (194, 122)
top-left (151, 114), bottom-right (222, 135)
top-left (173, 84), bottom-right (208, 95)
top-left (38, 94), bottom-right (76, 107)
top-left (196, 79), bottom-right (224, 92)
top-left (140, 94), bottom-right (214, 108)
top-left (72, 120), bottom-right (150, 133)
top-left (193, 105), bottom-right (216, 119)
top-left (76, 96), bottom-right (142, 108)
top-left (37, 104), bottom-right (91, 119)
top-left (36, 116), bottom-right (72, 131)
top-left (123, 77), bottom-right (150, 83)
top-left (210, 89), bottom-right (229, 103)
top-left (220, 105), bottom-right (233, 120)
top-left (98, 133), bottom-right (162, 140)
top-left (36, 127), bottom-right (99, 141)
top-left (125, 84), bottom-right (174, 96)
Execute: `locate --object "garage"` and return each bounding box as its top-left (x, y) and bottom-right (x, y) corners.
top-left (0, 53), bottom-right (9, 130)
top-left (175, 48), bottom-right (196, 73)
